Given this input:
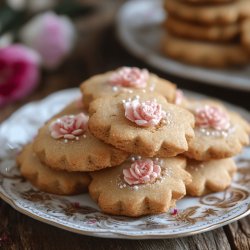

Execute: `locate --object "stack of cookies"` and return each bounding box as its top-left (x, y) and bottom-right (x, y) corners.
top-left (163, 0), bottom-right (250, 67)
top-left (17, 67), bottom-right (250, 217)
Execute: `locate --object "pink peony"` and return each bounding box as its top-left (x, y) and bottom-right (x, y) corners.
top-left (195, 105), bottom-right (230, 130)
top-left (0, 44), bottom-right (40, 107)
top-left (49, 113), bottom-right (89, 140)
top-left (20, 11), bottom-right (76, 69)
top-left (124, 99), bottom-right (166, 127)
top-left (123, 159), bottom-right (161, 185)
top-left (109, 67), bottom-right (149, 88)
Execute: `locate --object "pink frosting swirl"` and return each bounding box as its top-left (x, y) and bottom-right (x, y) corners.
top-left (195, 105), bottom-right (230, 130)
top-left (49, 113), bottom-right (88, 140)
top-left (124, 99), bottom-right (166, 127)
top-left (123, 159), bottom-right (161, 185)
top-left (109, 67), bottom-right (149, 88)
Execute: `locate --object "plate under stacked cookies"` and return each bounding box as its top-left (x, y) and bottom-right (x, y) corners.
top-left (163, 0), bottom-right (250, 67)
top-left (17, 67), bottom-right (250, 217)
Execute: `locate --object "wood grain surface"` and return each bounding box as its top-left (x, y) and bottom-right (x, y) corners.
top-left (0, 1), bottom-right (249, 249)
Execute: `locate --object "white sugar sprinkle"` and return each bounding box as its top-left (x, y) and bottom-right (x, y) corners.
top-left (112, 86), bottom-right (118, 92)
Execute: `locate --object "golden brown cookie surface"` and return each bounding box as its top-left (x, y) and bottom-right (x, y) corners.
top-left (17, 144), bottom-right (91, 195)
top-left (184, 100), bottom-right (250, 160)
top-left (241, 19), bottom-right (250, 53)
top-left (165, 15), bottom-right (240, 42)
top-left (162, 34), bottom-right (249, 68)
top-left (33, 103), bottom-right (129, 172)
top-left (164, 0), bottom-right (250, 25)
top-left (88, 92), bottom-right (195, 157)
top-left (80, 68), bottom-right (176, 108)
top-left (89, 157), bottom-right (191, 217)
top-left (185, 158), bottom-right (237, 196)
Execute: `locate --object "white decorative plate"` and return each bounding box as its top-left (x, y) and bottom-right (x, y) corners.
top-left (117, 0), bottom-right (250, 91)
top-left (0, 89), bottom-right (249, 239)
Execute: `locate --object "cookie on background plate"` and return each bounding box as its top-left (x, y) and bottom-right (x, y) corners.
top-left (165, 15), bottom-right (240, 42)
top-left (33, 102), bottom-right (129, 172)
top-left (185, 158), bottom-right (237, 196)
top-left (88, 91), bottom-right (194, 157)
top-left (162, 34), bottom-right (249, 68)
top-left (241, 19), bottom-right (250, 54)
top-left (164, 0), bottom-right (250, 25)
top-left (17, 144), bottom-right (91, 195)
top-left (184, 0), bottom-right (236, 3)
top-left (80, 67), bottom-right (176, 108)
top-left (185, 99), bottom-right (250, 161)
top-left (89, 156), bottom-right (191, 217)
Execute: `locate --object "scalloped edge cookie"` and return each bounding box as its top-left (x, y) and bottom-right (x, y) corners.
top-left (89, 156), bottom-right (191, 217)
top-left (33, 102), bottom-right (129, 172)
top-left (17, 144), bottom-right (91, 195)
top-left (80, 69), bottom-right (176, 108)
top-left (184, 99), bottom-right (250, 160)
top-left (185, 158), bottom-right (237, 196)
top-left (88, 92), bottom-right (194, 157)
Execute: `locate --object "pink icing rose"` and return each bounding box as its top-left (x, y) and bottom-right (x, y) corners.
top-left (123, 159), bottom-right (161, 185)
top-left (49, 113), bottom-right (88, 140)
top-left (20, 11), bottom-right (76, 69)
top-left (124, 99), bottom-right (166, 127)
top-left (195, 105), bottom-right (230, 130)
top-left (0, 44), bottom-right (40, 107)
top-left (109, 67), bottom-right (149, 88)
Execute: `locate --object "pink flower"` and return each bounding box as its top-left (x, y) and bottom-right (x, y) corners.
top-left (195, 105), bottom-right (230, 130)
top-left (0, 44), bottom-right (40, 107)
top-left (20, 12), bottom-right (76, 69)
top-left (123, 159), bottom-right (161, 185)
top-left (124, 99), bottom-right (166, 127)
top-left (109, 67), bottom-right (149, 88)
top-left (49, 113), bottom-right (88, 140)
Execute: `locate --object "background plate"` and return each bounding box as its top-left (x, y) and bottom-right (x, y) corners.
top-left (117, 0), bottom-right (250, 91)
top-left (0, 89), bottom-right (249, 239)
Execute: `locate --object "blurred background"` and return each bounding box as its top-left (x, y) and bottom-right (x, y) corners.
top-left (0, 0), bottom-right (249, 121)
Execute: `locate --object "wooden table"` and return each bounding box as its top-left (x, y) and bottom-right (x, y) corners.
top-left (0, 2), bottom-right (250, 249)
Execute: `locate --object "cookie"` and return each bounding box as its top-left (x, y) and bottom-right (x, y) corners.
top-left (165, 15), bottom-right (240, 42)
top-left (185, 158), bottom-right (237, 196)
top-left (184, 99), bottom-right (250, 161)
top-left (89, 156), bottom-right (191, 217)
top-left (88, 92), bottom-right (194, 157)
top-left (33, 103), bottom-right (129, 172)
top-left (241, 19), bottom-right (250, 53)
top-left (17, 144), bottom-right (91, 195)
top-left (184, 0), bottom-right (236, 3)
top-left (80, 67), bottom-right (176, 108)
top-left (164, 0), bottom-right (250, 25)
top-left (162, 34), bottom-right (249, 68)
